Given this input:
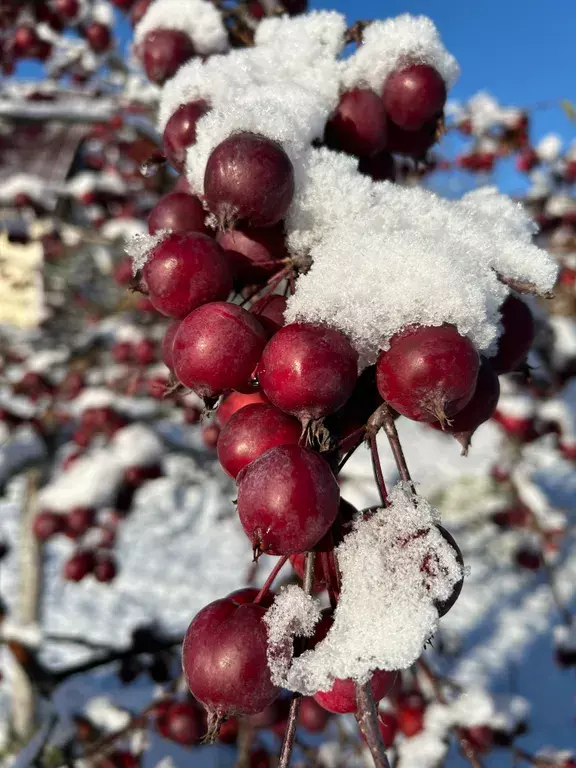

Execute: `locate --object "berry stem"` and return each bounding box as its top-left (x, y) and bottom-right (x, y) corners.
top-left (369, 433), bottom-right (388, 506)
top-left (380, 405), bottom-right (414, 487)
top-left (240, 264), bottom-right (291, 308)
top-left (354, 680), bottom-right (391, 768)
top-left (253, 554), bottom-right (289, 605)
top-left (279, 551), bottom-right (316, 768)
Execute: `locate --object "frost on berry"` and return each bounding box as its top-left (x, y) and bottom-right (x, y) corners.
top-left (269, 484), bottom-right (463, 695)
top-left (125, 230), bottom-right (169, 276)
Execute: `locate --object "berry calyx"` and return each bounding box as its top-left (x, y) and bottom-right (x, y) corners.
top-left (236, 444), bottom-right (340, 556)
top-left (376, 324), bottom-right (480, 423)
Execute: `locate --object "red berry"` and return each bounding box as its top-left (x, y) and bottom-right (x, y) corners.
top-left (382, 65), bottom-right (446, 131)
top-left (314, 670), bottom-right (395, 714)
top-left (217, 716), bottom-right (238, 743)
top-left (217, 403), bottom-right (301, 479)
top-left (202, 424), bottom-right (220, 450)
top-left (64, 550), bottom-right (96, 581)
top-left (173, 302), bottom-right (267, 397)
top-left (33, 511), bottom-right (65, 541)
top-left (491, 504), bottom-right (531, 529)
top-left (299, 697), bottom-right (330, 732)
top-left (94, 555), bottom-right (117, 583)
top-left (377, 711), bottom-right (398, 748)
top-left (226, 587), bottom-right (276, 608)
top-left (143, 233), bottom-right (232, 318)
top-left (385, 117), bottom-right (438, 157)
top-left (358, 149), bottom-right (396, 181)
top-left (217, 391), bottom-right (269, 427)
top-left (430, 357), bottom-right (500, 450)
top-left (324, 89), bottom-right (387, 157)
top-left (258, 323), bottom-right (358, 421)
top-left (130, 0), bottom-right (152, 25)
top-left (54, 0), bottom-right (80, 18)
top-left (182, 597), bottom-right (280, 718)
top-left (250, 294), bottom-right (287, 336)
top-left (66, 507), bottom-right (96, 537)
top-left (141, 29), bottom-right (195, 85)
top-left (490, 295), bottom-right (535, 374)
top-left (163, 101), bottom-right (210, 171)
top-left (460, 725), bottom-right (493, 754)
top-left (204, 133), bottom-right (294, 228)
top-left (376, 324), bottom-right (479, 423)
top-left (236, 445), bottom-right (340, 556)
top-left (84, 22), bottom-right (111, 53)
top-left (397, 701), bottom-right (425, 737)
top-left (164, 701), bottom-right (202, 745)
top-left (148, 192), bottom-right (210, 236)
top-left (217, 223), bottom-right (288, 285)
top-left (161, 319), bottom-right (182, 371)
top-left (133, 338), bottom-right (156, 366)
top-left (249, 749), bottom-right (271, 768)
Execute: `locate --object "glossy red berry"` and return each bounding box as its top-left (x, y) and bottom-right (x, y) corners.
top-left (226, 587), bottom-right (276, 608)
top-left (397, 700), bottom-right (425, 737)
top-left (490, 295), bottom-right (535, 374)
top-left (143, 233), bottom-right (232, 318)
top-left (141, 29), bottom-right (195, 85)
top-left (66, 507), bottom-right (96, 537)
top-left (173, 302), bottom-right (267, 397)
top-left (299, 697), bottom-right (331, 732)
top-left (217, 223), bottom-right (288, 285)
top-left (314, 669), bottom-right (395, 714)
top-left (236, 444), bottom-right (340, 556)
top-left (182, 597), bottom-right (280, 719)
top-left (324, 89), bottom-right (387, 157)
top-left (217, 403), bottom-right (301, 479)
top-left (217, 390), bottom-right (269, 426)
top-left (94, 555), bottom-right (117, 583)
top-left (161, 319), bottom-right (182, 371)
top-left (376, 324), bottom-right (480, 423)
top-left (258, 323), bottom-right (358, 421)
top-left (148, 192), bottom-right (210, 236)
top-left (385, 117), bottom-right (438, 157)
top-left (54, 0), bottom-right (80, 18)
top-left (217, 716), bottom-right (238, 744)
top-left (64, 550), bottom-right (96, 581)
top-left (164, 701), bottom-right (202, 745)
top-left (204, 133), bottom-right (295, 228)
top-left (163, 100), bottom-right (210, 171)
top-left (377, 712), bottom-right (398, 748)
top-left (84, 22), bottom-right (111, 53)
top-left (382, 65), bottom-right (447, 131)
top-left (33, 511), bottom-right (65, 541)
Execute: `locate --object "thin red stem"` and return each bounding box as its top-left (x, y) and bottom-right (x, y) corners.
top-left (254, 554), bottom-right (289, 605)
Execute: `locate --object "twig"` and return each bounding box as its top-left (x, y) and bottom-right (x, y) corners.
top-left (254, 555), bottom-right (290, 604)
top-left (380, 406), bottom-right (413, 486)
top-left (495, 272), bottom-right (554, 300)
top-left (279, 551), bottom-right (316, 768)
top-left (354, 681), bottom-right (391, 768)
top-left (369, 434), bottom-right (388, 506)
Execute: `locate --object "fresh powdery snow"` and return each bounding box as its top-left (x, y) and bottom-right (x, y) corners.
top-left (134, 0), bottom-right (228, 56)
top-left (265, 484), bottom-right (463, 694)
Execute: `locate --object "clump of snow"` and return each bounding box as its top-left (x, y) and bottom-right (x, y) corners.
top-left (284, 150), bottom-right (556, 364)
top-left (537, 133), bottom-right (562, 163)
top-left (125, 230), bottom-right (168, 275)
top-left (342, 15), bottom-right (459, 92)
top-left (84, 696), bottom-right (131, 731)
top-left (455, 92), bottom-right (521, 136)
top-left (270, 484), bottom-right (462, 695)
top-left (65, 171), bottom-right (126, 198)
top-left (264, 585), bottom-right (321, 686)
top-left (101, 219), bottom-right (147, 241)
top-left (554, 621), bottom-right (576, 651)
top-left (134, 0), bottom-right (228, 56)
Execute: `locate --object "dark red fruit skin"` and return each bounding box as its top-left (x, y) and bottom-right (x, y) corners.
top-left (258, 323), bottom-right (358, 421)
top-left (217, 223), bottom-right (288, 285)
top-left (66, 507), bottom-right (96, 537)
top-left (173, 302), bottom-right (268, 397)
top-left (84, 22), bottom-right (111, 53)
top-left (325, 365), bottom-right (382, 442)
top-left (182, 598), bottom-right (280, 717)
top-left (64, 550), bottom-right (96, 581)
top-left (143, 233), bottom-right (232, 318)
top-left (217, 716), bottom-right (238, 743)
top-left (94, 555), bottom-right (117, 583)
top-left (202, 424), bottom-right (220, 450)
top-left (460, 725), bottom-right (493, 754)
top-left (130, 0), bottom-right (152, 25)
top-left (33, 511), bottom-right (65, 541)
top-left (515, 548), bottom-right (541, 571)
top-left (226, 587), bottom-right (276, 609)
top-left (382, 65), bottom-right (447, 131)
top-left (385, 118), bottom-right (438, 157)
top-left (204, 133), bottom-right (295, 228)
top-left (163, 101), bottom-right (209, 171)
top-left (314, 669), bottom-right (395, 714)
top-left (249, 749), bottom-right (271, 768)
top-left (376, 324), bottom-right (480, 423)
top-left (148, 193), bottom-right (210, 236)
top-left (358, 150), bottom-right (395, 182)
top-left (141, 29), bottom-right (195, 85)
top-left (397, 702), bottom-right (425, 737)
top-left (236, 445), bottom-right (340, 556)
top-left (217, 391), bottom-right (269, 427)
top-left (164, 701), bottom-right (202, 745)
top-left (217, 403), bottom-right (301, 479)
top-left (324, 89), bottom-right (387, 158)
top-left (250, 294), bottom-right (287, 337)
top-left (161, 319), bottom-right (182, 371)
top-left (55, 0), bottom-right (79, 18)
top-left (299, 696), bottom-right (330, 732)
top-left (377, 712), bottom-right (399, 748)
top-left (490, 295), bottom-right (535, 374)
top-left (430, 357), bottom-right (500, 448)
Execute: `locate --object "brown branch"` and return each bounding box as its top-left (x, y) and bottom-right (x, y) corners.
top-left (495, 272), bottom-right (554, 300)
top-left (369, 433), bottom-right (388, 506)
top-left (279, 551), bottom-right (316, 768)
top-left (354, 681), bottom-right (391, 768)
